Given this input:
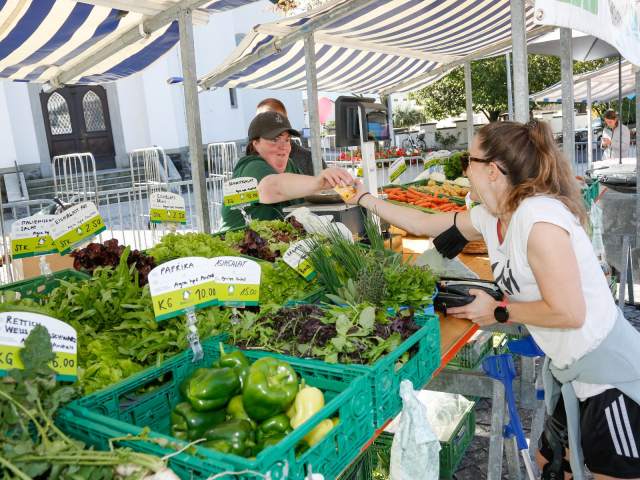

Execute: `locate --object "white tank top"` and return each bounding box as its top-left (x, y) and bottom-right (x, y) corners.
top-left (470, 196), bottom-right (617, 400)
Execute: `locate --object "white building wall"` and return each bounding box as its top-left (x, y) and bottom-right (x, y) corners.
top-left (0, 83), bottom-right (19, 170)
top-left (1, 83), bottom-right (41, 170)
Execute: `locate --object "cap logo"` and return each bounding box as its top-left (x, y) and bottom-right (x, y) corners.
top-left (275, 114), bottom-right (283, 123)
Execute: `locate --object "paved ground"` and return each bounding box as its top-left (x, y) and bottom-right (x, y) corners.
top-left (450, 303), bottom-right (640, 480)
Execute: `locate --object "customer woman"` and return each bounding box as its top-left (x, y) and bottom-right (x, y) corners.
top-left (219, 111), bottom-right (353, 231)
top-left (602, 109), bottom-right (630, 160)
top-left (349, 120), bottom-right (640, 480)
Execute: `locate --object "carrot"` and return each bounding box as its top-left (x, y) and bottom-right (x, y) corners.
top-left (439, 204), bottom-right (454, 212)
top-left (433, 190), bottom-right (439, 199)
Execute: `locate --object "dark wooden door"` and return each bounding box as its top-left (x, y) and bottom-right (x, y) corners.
top-left (40, 86), bottom-right (116, 170)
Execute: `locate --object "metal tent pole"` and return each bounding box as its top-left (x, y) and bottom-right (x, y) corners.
top-left (506, 53), bottom-right (514, 121)
top-left (304, 33), bottom-right (322, 176)
top-left (178, 9), bottom-right (210, 234)
top-left (387, 94), bottom-right (395, 147)
top-left (635, 65), bottom-right (640, 238)
top-left (510, 0), bottom-right (529, 123)
top-left (619, 54), bottom-right (623, 164)
top-left (465, 61), bottom-right (474, 147)
top-left (587, 79), bottom-right (593, 165)
top-left (560, 28), bottom-right (575, 161)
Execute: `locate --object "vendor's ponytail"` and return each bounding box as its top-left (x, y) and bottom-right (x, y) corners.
top-left (245, 140), bottom-right (259, 156)
top-left (477, 120), bottom-right (588, 229)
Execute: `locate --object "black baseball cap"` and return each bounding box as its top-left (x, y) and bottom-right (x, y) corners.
top-left (248, 111), bottom-right (301, 141)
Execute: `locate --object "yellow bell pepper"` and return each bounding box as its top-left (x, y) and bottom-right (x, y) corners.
top-left (290, 386), bottom-right (324, 429)
top-left (331, 417), bottom-right (340, 427)
top-left (303, 419), bottom-right (334, 447)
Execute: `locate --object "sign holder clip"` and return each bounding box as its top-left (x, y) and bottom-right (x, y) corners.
top-left (39, 256), bottom-right (54, 284)
top-left (184, 306), bottom-right (204, 362)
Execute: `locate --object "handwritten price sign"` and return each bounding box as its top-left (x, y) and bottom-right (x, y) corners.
top-left (223, 177), bottom-right (260, 209)
top-left (11, 215), bottom-right (58, 259)
top-left (150, 192), bottom-right (187, 225)
top-left (48, 202), bottom-right (106, 255)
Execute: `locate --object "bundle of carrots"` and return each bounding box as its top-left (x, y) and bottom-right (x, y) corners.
top-left (383, 187), bottom-right (467, 213)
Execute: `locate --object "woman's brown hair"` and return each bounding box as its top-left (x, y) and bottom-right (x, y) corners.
top-left (476, 120), bottom-right (588, 229)
top-left (604, 109), bottom-right (619, 127)
top-left (245, 139), bottom-right (259, 156)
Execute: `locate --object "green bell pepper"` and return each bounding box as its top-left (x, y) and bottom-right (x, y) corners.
top-left (295, 440), bottom-right (310, 459)
top-left (213, 343), bottom-right (250, 388)
top-left (170, 401), bottom-right (226, 441)
top-left (181, 367), bottom-right (240, 412)
top-left (226, 395), bottom-right (257, 430)
top-left (256, 413), bottom-right (292, 443)
top-left (243, 357), bottom-right (298, 420)
top-left (250, 433), bottom-right (288, 457)
top-left (202, 419), bottom-right (256, 457)
top-left (179, 367), bottom-right (208, 401)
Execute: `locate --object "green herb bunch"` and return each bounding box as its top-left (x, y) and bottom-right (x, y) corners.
top-left (146, 232), bottom-right (238, 264)
top-left (0, 326), bottom-right (169, 479)
top-left (229, 303), bottom-right (419, 366)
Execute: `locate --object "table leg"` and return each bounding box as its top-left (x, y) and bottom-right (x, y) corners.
top-left (488, 379), bottom-right (507, 480)
top-left (505, 437), bottom-right (522, 480)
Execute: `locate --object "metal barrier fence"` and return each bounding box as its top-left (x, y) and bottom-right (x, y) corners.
top-left (207, 142), bottom-right (238, 232)
top-left (561, 141), bottom-right (637, 177)
top-left (52, 153), bottom-right (99, 203)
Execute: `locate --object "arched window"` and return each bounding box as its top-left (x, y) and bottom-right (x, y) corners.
top-left (82, 90), bottom-right (106, 132)
top-left (47, 93), bottom-right (72, 135)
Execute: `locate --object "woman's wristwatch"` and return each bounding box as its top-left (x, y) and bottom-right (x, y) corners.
top-left (494, 301), bottom-right (509, 323)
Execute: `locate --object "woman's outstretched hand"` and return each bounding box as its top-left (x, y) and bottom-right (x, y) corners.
top-left (446, 289), bottom-right (500, 326)
top-left (317, 168), bottom-right (355, 190)
top-left (346, 179), bottom-right (369, 205)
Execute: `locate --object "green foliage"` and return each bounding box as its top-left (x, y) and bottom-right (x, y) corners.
top-left (410, 55), bottom-right (615, 122)
top-left (0, 326), bottom-right (167, 479)
top-left (435, 131), bottom-right (461, 150)
top-left (442, 151), bottom-right (466, 180)
top-left (147, 232), bottom-right (239, 264)
top-left (392, 104), bottom-right (425, 129)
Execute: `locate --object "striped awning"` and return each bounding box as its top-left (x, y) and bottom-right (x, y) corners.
top-left (530, 60), bottom-right (636, 103)
top-left (198, 0), bottom-right (552, 94)
top-left (0, 0), bottom-right (259, 85)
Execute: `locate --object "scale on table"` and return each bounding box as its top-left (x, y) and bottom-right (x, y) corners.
top-left (286, 97), bottom-right (391, 237)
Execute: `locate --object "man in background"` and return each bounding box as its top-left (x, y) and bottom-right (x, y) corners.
top-left (256, 98), bottom-right (327, 176)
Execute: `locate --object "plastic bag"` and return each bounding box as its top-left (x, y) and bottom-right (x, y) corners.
top-left (389, 380), bottom-right (441, 480)
top-left (589, 200), bottom-right (605, 256)
top-left (285, 207), bottom-right (353, 242)
top-left (413, 248), bottom-right (479, 279)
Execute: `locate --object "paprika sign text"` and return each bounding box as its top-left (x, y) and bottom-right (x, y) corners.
top-left (148, 257), bottom-right (218, 322)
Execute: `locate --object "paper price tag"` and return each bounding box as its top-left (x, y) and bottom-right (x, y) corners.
top-left (11, 215), bottom-right (58, 259)
top-left (283, 239), bottom-right (317, 280)
top-left (389, 156), bottom-right (407, 182)
top-left (0, 312), bottom-right (78, 382)
top-left (223, 177), bottom-right (260, 209)
top-left (148, 257), bottom-right (218, 322)
top-left (48, 202), bottom-right (106, 255)
top-left (150, 192), bottom-right (186, 225)
top-left (211, 256), bottom-right (261, 307)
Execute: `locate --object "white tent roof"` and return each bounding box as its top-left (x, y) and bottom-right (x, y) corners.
top-left (530, 59), bottom-right (635, 103)
top-left (198, 0), bottom-right (553, 94)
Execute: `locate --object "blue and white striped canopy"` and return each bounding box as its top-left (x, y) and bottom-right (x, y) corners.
top-left (199, 0), bottom-right (551, 94)
top-left (0, 0), bottom-right (259, 84)
top-left (530, 60), bottom-right (635, 103)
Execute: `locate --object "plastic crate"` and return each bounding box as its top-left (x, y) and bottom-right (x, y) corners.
top-left (370, 400), bottom-right (476, 479)
top-left (582, 178), bottom-right (600, 210)
top-left (445, 331), bottom-right (494, 371)
top-left (0, 268), bottom-right (90, 303)
top-left (224, 311), bottom-right (440, 429)
top-left (493, 333), bottom-right (507, 355)
top-left (610, 275), bottom-right (618, 301)
top-left (57, 336), bottom-right (374, 480)
top-left (336, 446), bottom-right (373, 480)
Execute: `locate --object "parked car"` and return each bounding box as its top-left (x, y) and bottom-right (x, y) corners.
top-left (555, 117), bottom-right (604, 147)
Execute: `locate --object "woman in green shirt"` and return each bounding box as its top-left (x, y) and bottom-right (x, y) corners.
top-left (219, 111), bottom-right (353, 231)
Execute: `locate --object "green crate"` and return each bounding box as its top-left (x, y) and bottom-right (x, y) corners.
top-left (581, 178), bottom-right (600, 210)
top-left (337, 447), bottom-right (373, 480)
top-left (57, 336), bottom-right (374, 480)
top-left (610, 275), bottom-right (618, 301)
top-left (493, 333), bottom-right (507, 355)
top-left (445, 331), bottom-right (494, 371)
top-left (225, 310), bottom-right (440, 429)
top-left (370, 400), bottom-right (476, 479)
top-left (0, 268), bottom-right (90, 303)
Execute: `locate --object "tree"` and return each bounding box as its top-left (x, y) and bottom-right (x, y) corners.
top-left (594, 96), bottom-right (636, 125)
top-left (392, 104), bottom-right (425, 129)
top-left (409, 55), bottom-right (614, 122)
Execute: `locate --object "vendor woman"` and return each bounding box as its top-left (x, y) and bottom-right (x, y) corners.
top-left (219, 111), bottom-right (353, 231)
top-left (349, 120), bottom-right (640, 480)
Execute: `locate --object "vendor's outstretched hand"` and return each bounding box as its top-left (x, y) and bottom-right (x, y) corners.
top-left (446, 289), bottom-right (500, 326)
top-left (317, 168), bottom-right (354, 190)
top-left (346, 179), bottom-right (369, 205)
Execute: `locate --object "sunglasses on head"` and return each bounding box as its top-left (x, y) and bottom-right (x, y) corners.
top-left (459, 154), bottom-right (509, 176)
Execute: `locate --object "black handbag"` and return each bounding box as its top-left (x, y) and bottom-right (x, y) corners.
top-left (434, 277), bottom-right (504, 315)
